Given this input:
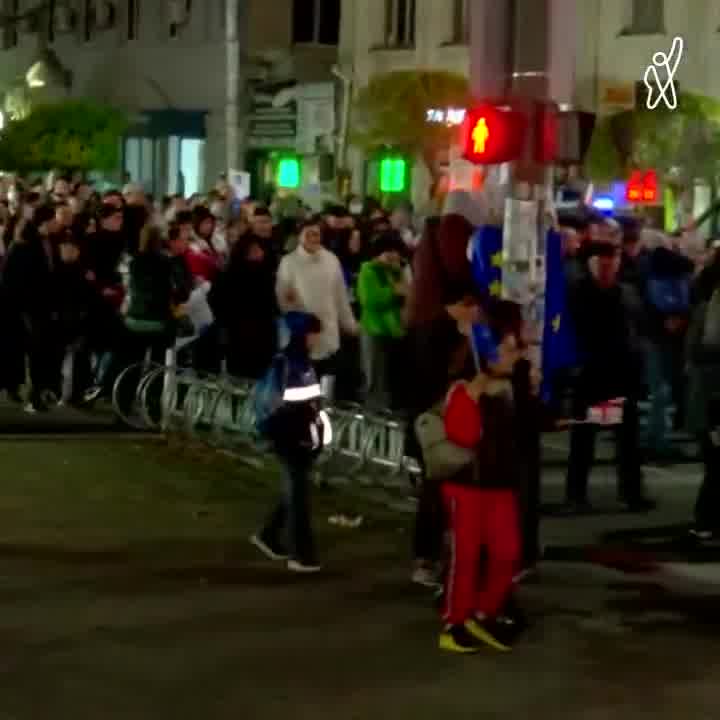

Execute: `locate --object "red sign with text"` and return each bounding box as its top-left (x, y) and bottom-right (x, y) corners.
top-left (626, 170), bottom-right (658, 203)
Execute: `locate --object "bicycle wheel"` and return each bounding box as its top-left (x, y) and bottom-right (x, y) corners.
top-left (112, 362), bottom-right (159, 429)
top-left (138, 366), bottom-right (169, 430)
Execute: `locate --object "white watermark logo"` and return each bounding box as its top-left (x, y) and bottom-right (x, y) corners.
top-left (644, 36), bottom-right (683, 110)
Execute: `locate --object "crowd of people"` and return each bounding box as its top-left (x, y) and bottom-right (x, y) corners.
top-left (0, 174), bottom-right (418, 415)
top-left (2, 171), bottom-right (720, 654)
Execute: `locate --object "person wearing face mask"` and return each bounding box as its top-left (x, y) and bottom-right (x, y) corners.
top-left (565, 241), bottom-right (654, 513)
top-left (276, 219), bottom-right (358, 385)
top-left (208, 234), bottom-right (278, 380)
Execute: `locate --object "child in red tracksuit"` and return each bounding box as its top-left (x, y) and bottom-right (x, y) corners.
top-left (439, 301), bottom-right (536, 654)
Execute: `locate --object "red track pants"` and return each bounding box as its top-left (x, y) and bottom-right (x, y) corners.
top-left (442, 483), bottom-right (520, 625)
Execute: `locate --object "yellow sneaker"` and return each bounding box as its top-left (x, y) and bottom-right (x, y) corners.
top-left (439, 624), bottom-right (482, 654)
top-left (465, 617), bottom-right (512, 652)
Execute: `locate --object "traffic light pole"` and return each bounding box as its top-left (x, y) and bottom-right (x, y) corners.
top-left (468, 0), bottom-right (577, 348)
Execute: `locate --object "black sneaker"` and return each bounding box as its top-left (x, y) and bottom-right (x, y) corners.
top-left (249, 534), bottom-right (288, 561)
top-left (439, 624), bottom-right (482, 654)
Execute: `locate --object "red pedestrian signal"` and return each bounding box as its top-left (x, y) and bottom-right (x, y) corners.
top-left (626, 170), bottom-right (658, 204)
top-left (462, 105), bottom-right (527, 165)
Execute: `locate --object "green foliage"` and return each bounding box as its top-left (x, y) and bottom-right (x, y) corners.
top-left (0, 100), bottom-right (129, 173)
top-left (351, 70), bottom-right (470, 165)
top-left (585, 115), bottom-right (623, 183)
top-left (586, 92), bottom-right (720, 189)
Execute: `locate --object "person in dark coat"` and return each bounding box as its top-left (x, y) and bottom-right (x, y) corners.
top-left (405, 191), bottom-right (482, 587)
top-left (565, 242), bottom-right (654, 513)
top-left (209, 234), bottom-right (278, 380)
top-left (3, 206), bottom-right (63, 411)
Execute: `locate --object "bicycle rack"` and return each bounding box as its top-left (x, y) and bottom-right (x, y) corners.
top-left (112, 359), bottom-right (421, 487)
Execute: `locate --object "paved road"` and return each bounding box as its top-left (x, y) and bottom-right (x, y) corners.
top-left (0, 400), bottom-right (128, 435)
top-left (0, 434), bottom-right (718, 719)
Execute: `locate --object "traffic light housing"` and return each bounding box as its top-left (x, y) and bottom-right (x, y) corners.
top-left (461, 104), bottom-right (528, 165)
top-left (379, 156), bottom-right (408, 193)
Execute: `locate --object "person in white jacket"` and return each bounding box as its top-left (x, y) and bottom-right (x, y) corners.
top-left (276, 219), bottom-right (358, 381)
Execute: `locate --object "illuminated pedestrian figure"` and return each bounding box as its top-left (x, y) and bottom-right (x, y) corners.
top-left (644, 36), bottom-right (683, 110)
top-left (472, 117), bottom-right (489, 155)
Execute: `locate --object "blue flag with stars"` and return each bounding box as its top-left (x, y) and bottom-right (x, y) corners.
top-left (541, 228), bottom-right (579, 403)
top-left (469, 225), bottom-right (503, 299)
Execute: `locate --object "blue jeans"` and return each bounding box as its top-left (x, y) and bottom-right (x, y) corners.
top-left (645, 344), bottom-right (674, 454)
top-left (260, 455), bottom-right (316, 564)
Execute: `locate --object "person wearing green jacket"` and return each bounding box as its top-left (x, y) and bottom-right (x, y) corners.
top-left (356, 231), bottom-right (408, 410)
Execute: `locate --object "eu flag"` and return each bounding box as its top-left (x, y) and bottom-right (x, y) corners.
top-left (541, 228), bottom-right (579, 403)
top-left (469, 225), bottom-right (503, 299)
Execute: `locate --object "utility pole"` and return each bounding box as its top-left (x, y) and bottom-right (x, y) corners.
top-left (225, 0), bottom-right (242, 174)
top-left (468, 0), bottom-right (577, 349)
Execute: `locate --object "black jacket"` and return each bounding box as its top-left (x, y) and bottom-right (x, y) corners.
top-left (570, 276), bottom-right (642, 405)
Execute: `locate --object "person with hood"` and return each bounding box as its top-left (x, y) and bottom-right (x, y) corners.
top-left (406, 190), bottom-right (481, 587)
top-left (251, 311), bottom-right (329, 573)
top-left (276, 218), bottom-right (358, 383)
top-left (643, 235), bottom-right (694, 461)
top-left (209, 233), bottom-right (278, 380)
top-left (187, 206), bottom-right (224, 284)
top-left (356, 230), bottom-right (408, 410)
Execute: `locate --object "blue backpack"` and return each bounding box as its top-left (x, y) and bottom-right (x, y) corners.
top-left (253, 355), bottom-right (288, 437)
top-left (646, 274), bottom-right (690, 315)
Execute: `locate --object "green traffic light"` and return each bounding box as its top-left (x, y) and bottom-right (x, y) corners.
top-left (277, 157), bottom-right (301, 189)
top-left (380, 156), bottom-right (407, 193)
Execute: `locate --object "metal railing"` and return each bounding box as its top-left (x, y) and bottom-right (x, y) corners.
top-left (111, 348), bottom-right (421, 487)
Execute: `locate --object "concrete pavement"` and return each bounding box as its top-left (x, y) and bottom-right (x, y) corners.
top-left (0, 434), bottom-right (719, 718)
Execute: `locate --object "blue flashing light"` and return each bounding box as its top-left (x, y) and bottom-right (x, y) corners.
top-left (592, 196), bottom-right (615, 215)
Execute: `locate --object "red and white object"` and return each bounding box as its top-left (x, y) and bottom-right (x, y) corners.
top-left (586, 398), bottom-right (625, 426)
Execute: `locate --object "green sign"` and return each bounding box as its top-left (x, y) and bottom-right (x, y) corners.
top-left (380, 156), bottom-right (407, 193)
top-left (277, 156), bottom-right (301, 188)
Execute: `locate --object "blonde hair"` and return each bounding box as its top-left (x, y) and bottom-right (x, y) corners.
top-left (139, 224), bottom-right (165, 254)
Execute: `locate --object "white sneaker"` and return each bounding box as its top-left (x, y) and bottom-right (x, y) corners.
top-left (412, 566), bottom-right (441, 589)
top-left (287, 559), bottom-right (322, 574)
top-left (249, 535), bottom-right (288, 561)
top-left (23, 402), bottom-right (37, 415)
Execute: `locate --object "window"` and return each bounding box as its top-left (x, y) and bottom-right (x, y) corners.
top-left (3, 0), bottom-right (20, 49)
top-left (292, 0), bottom-right (340, 45)
top-left (169, 0), bottom-right (192, 38)
top-left (128, 0), bottom-right (139, 40)
top-left (47, 0), bottom-right (56, 42)
top-left (624, 0), bottom-right (665, 35)
top-left (385, 0), bottom-right (415, 47)
top-left (451, 0), bottom-right (469, 43)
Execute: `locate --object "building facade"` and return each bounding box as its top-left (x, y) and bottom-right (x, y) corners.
top-left (340, 0), bottom-right (720, 207)
top-left (0, 0), bottom-right (341, 198)
top-left (339, 0), bottom-right (472, 203)
top-left (576, 0), bottom-right (717, 115)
